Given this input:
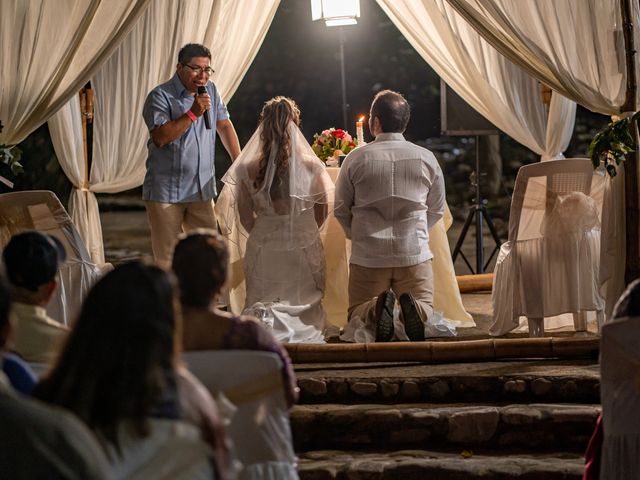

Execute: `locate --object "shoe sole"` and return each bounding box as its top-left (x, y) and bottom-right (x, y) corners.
top-left (400, 294), bottom-right (425, 342)
top-left (375, 292), bottom-right (395, 342)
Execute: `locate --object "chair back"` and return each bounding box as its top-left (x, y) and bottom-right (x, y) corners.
top-left (599, 316), bottom-right (640, 478)
top-left (183, 350), bottom-right (298, 480)
top-left (508, 159), bottom-right (595, 242)
top-left (106, 419), bottom-right (215, 480)
top-left (0, 190), bottom-right (102, 325)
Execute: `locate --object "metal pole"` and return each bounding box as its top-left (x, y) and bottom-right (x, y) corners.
top-left (339, 27), bottom-right (348, 130)
top-left (475, 136), bottom-right (484, 274)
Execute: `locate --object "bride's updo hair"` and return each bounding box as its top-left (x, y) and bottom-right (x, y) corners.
top-left (254, 96), bottom-right (301, 190)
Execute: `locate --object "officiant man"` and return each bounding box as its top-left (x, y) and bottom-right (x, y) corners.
top-left (335, 90), bottom-right (445, 342)
top-left (142, 43), bottom-right (241, 268)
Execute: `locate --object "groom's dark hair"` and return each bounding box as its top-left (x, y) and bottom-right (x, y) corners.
top-left (370, 90), bottom-right (410, 133)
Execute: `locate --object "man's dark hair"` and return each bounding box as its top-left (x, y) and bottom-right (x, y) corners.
top-left (613, 278), bottom-right (640, 318)
top-left (178, 43), bottom-right (212, 64)
top-left (370, 90), bottom-right (410, 133)
top-left (0, 273), bottom-right (10, 334)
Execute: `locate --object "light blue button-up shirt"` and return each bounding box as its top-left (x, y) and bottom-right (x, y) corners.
top-left (142, 74), bottom-right (229, 203)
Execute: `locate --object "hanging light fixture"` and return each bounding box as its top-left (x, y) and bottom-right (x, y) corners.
top-left (311, 0), bottom-right (360, 27)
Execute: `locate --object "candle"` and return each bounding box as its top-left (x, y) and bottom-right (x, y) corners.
top-left (356, 115), bottom-right (365, 146)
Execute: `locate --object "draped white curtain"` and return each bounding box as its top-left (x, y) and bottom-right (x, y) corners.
top-left (0, 0), bottom-right (150, 146)
top-left (49, 0), bottom-right (280, 263)
top-left (445, 0), bottom-right (627, 115)
top-left (376, 0), bottom-right (576, 161)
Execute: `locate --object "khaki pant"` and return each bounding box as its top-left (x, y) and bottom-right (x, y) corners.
top-left (348, 259), bottom-right (434, 330)
top-left (145, 200), bottom-right (217, 269)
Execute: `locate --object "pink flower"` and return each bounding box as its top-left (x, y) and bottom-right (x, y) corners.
top-left (322, 129), bottom-right (331, 136)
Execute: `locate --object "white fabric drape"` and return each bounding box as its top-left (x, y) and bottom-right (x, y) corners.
top-left (48, 96), bottom-right (105, 264)
top-left (445, 0), bottom-right (627, 115)
top-left (376, 0), bottom-right (576, 161)
top-left (49, 0), bottom-right (280, 263)
top-left (0, 0), bottom-right (150, 146)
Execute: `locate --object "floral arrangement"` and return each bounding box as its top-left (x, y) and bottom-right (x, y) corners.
top-left (311, 128), bottom-right (356, 162)
top-left (0, 121), bottom-right (23, 175)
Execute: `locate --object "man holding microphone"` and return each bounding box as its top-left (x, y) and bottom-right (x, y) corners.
top-left (142, 43), bottom-right (241, 267)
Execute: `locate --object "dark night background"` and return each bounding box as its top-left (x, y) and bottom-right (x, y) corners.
top-left (6, 0), bottom-right (609, 230)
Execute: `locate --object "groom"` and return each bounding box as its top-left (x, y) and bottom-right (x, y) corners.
top-left (334, 90), bottom-right (445, 342)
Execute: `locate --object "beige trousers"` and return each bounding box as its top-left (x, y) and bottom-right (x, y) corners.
top-left (348, 259), bottom-right (434, 330)
top-left (145, 200), bottom-right (217, 269)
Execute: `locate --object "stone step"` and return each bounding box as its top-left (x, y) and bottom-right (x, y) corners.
top-left (295, 359), bottom-right (600, 404)
top-left (292, 403), bottom-right (599, 452)
top-left (297, 450), bottom-right (584, 480)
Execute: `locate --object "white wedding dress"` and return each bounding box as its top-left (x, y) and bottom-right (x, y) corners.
top-left (217, 122), bottom-right (334, 343)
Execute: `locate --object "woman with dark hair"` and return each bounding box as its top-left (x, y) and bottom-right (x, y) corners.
top-left (172, 229), bottom-right (298, 408)
top-left (216, 96), bottom-right (334, 343)
top-left (34, 261), bottom-right (233, 480)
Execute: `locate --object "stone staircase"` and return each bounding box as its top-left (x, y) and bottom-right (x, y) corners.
top-left (291, 354), bottom-right (599, 479)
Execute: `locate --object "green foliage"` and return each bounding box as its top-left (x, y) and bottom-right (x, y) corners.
top-left (588, 111), bottom-right (640, 177)
top-left (0, 144), bottom-right (24, 175)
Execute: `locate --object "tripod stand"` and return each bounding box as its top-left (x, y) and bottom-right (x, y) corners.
top-left (451, 136), bottom-right (502, 274)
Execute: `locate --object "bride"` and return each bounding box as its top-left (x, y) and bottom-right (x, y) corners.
top-left (217, 97), bottom-right (334, 343)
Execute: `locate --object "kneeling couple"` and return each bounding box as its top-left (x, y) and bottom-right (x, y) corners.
top-left (218, 90), bottom-right (444, 344)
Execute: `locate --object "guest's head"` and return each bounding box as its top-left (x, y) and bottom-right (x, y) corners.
top-left (176, 43), bottom-right (213, 93)
top-left (369, 89), bottom-right (410, 136)
top-left (35, 261), bottom-right (181, 443)
top-left (255, 96), bottom-right (301, 189)
top-left (3, 231), bottom-right (66, 307)
top-left (613, 278), bottom-right (640, 318)
top-left (0, 273), bottom-right (11, 350)
top-left (172, 230), bottom-right (229, 309)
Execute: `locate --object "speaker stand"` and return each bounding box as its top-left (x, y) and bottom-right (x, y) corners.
top-left (451, 136), bottom-right (502, 274)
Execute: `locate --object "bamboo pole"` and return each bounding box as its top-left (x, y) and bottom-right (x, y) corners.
top-left (284, 337), bottom-right (598, 364)
top-left (621, 0), bottom-right (639, 284)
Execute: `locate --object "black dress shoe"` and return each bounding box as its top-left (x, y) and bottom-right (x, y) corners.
top-left (374, 290), bottom-right (396, 342)
top-left (399, 293), bottom-right (425, 341)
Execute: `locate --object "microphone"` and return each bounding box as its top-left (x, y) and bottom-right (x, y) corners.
top-left (196, 85), bottom-right (211, 130)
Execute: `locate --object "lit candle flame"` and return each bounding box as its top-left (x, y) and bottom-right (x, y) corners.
top-left (358, 115), bottom-right (365, 122)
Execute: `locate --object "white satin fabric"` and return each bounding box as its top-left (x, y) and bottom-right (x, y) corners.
top-left (376, 0), bottom-right (576, 161)
top-left (0, 0), bottom-right (150, 146)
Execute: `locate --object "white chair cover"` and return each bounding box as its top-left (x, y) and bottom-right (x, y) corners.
top-left (490, 159), bottom-right (604, 336)
top-left (183, 350), bottom-right (298, 480)
top-left (0, 191), bottom-right (106, 326)
top-left (600, 315), bottom-right (640, 479)
top-left (104, 419), bottom-right (215, 480)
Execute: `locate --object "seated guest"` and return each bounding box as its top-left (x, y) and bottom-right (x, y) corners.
top-left (335, 90), bottom-right (445, 342)
top-left (0, 272), bottom-right (112, 480)
top-left (172, 230), bottom-right (299, 408)
top-left (3, 231), bottom-right (69, 363)
top-left (35, 261), bottom-right (234, 480)
top-left (1, 329), bottom-right (36, 395)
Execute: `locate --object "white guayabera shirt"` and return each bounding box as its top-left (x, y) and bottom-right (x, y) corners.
top-left (334, 132), bottom-right (445, 268)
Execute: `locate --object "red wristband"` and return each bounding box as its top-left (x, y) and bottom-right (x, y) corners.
top-left (185, 110), bottom-right (197, 122)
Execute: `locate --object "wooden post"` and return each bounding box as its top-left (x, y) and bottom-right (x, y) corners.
top-left (79, 86), bottom-right (94, 190)
top-left (621, 0), bottom-right (639, 284)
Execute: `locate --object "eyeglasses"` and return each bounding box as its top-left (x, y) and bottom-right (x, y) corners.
top-left (182, 64), bottom-right (214, 76)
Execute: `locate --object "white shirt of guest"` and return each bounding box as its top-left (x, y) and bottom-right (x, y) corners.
top-left (334, 132), bottom-right (445, 268)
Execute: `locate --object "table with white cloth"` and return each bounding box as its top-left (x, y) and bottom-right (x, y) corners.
top-left (224, 166), bottom-right (474, 333)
